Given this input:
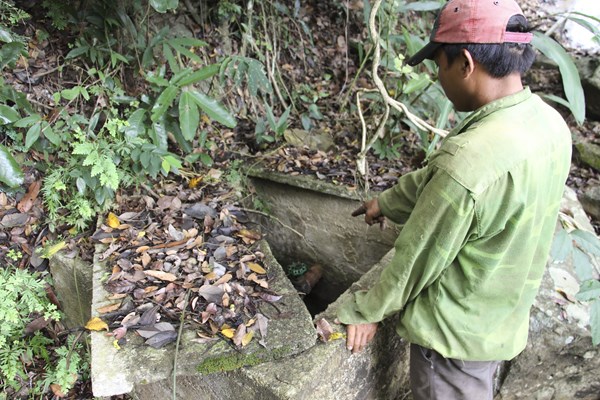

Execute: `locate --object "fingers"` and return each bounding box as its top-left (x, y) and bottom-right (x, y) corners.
top-left (346, 323), bottom-right (378, 354)
top-left (352, 199), bottom-right (383, 226)
top-left (346, 324), bottom-right (356, 352)
top-left (351, 204), bottom-right (367, 217)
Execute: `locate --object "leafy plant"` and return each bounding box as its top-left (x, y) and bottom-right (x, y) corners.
top-left (0, 0), bottom-right (29, 69)
top-left (149, 0), bottom-right (179, 14)
top-left (255, 104), bottom-right (291, 144)
top-left (0, 264), bottom-right (61, 391)
top-left (551, 227), bottom-right (600, 345)
top-left (532, 32), bottom-right (585, 125)
top-left (41, 1), bottom-right (72, 30)
top-left (142, 62), bottom-right (237, 153)
top-left (0, 143), bottom-right (23, 188)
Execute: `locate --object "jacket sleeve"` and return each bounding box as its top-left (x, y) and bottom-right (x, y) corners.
top-left (337, 168), bottom-right (477, 324)
top-left (377, 167), bottom-right (428, 225)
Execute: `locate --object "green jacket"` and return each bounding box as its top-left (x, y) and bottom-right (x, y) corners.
top-left (337, 88), bottom-right (572, 361)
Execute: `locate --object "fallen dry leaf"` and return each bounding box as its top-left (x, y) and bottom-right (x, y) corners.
top-left (96, 302), bottom-right (122, 314)
top-left (242, 331), bottom-right (254, 347)
top-left (50, 383), bottom-right (67, 398)
top-left (108, 326), bottom-right (128, 340)
top-left (107, 212), bottom-right (121, 229)
top-left (144, 270), bottom-right (177, 282)
top-left (85, 317), bottom-right (109, 331)
top-left (315, 318), bottom-right (334, 342)
top-left (17, 181), bottom-right (41, 213)
top-left (247, 262), bottom-right (267, 275)
top-left (24, 315), bottom-right (52, 335)
top-left (221, 327), bottom-right (235, 338)
top-left (233, 324), bottom-right (246, 346)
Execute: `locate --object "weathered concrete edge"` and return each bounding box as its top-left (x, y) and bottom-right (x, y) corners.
top-left (235, 249), bottom-right (410, 400)
top-left (245, 166), bottom-right (363, 201)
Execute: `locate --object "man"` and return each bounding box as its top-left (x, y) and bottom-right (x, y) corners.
top-left (336, 0), bottom-right (572, 399)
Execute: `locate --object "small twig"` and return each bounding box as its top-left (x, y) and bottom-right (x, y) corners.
top-left (368, 0), bottom-right (447, 137)
top-left (354, 0), bottom-right (448, 181)
top-left (172, 290), bottom-right (190, 400)
top-left (184, 0), bottom-right (203, 27)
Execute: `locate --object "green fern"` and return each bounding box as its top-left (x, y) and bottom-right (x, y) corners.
top-left (0, 265), bottom-right (61, 390)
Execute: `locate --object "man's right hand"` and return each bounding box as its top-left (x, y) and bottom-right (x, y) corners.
top-left (352, 198), bottom-right (385, 228)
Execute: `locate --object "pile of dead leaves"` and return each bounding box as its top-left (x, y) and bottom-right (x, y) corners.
top-left (91, 180), bottom-right (281, 350)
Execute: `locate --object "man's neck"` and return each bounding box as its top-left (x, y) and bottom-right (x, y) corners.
top-left (471, 73), bottom-right (524, 110)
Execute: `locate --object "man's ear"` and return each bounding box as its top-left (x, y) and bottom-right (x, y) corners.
top-left (460, 48), bottom-right (476, 78)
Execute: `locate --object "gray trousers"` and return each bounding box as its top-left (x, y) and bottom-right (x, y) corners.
top-left (410, 344), bottom-right (500, 400)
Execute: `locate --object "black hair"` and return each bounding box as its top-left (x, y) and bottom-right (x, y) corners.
top-left (441, 15), bottom-right (536, 77)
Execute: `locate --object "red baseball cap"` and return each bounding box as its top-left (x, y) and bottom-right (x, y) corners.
top-left (407, 0), bottom-right (533, 66)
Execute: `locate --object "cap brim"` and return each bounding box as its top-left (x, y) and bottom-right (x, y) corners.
top-left (407, 42), bottom-right (441, 66)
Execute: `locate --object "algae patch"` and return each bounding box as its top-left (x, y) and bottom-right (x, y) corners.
top-left (196, 346), bottom-right (292, 374)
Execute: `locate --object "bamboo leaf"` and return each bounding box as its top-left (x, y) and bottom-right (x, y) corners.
top-left (189, 90), bottom-right (237, 128)
top-left (179, 91), bottom-right (199, 141)
top-left (125, 109), bottom-right (147, 138)
top-left (0, 144), bottom-right (24, 188)
top-left (177, 64), bottom-right (219, 87)
top-left (0, 104), bottom-right (19, 124)
top-left (149, 0), bottom-right (178, 13)
top-left (25, 123), bottom-right (41, 150)
top-left (532, 32), bottom-right (585, 125)
top-left (151, 85), bottom-right (178, 123)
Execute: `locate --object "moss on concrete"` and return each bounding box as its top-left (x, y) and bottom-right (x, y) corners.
top-left (197, 346), bottom-right (291, 374)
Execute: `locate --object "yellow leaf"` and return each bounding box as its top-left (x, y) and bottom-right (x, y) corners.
top-left (85, 317), bottom-right (109, 331)
top-left (113, 339), bottom-right (121, 350)
top-left (238, 229), bottom-right (262, 241)
top-left (40, 241), bottom-right (66, 259)
top-left (107, 212), bottom-right (120, 229)
top-left (247, 262), bottom-right (266, 275)
top-left (328, 332), bottom-right (346, 341)
top-left (221, 328), bottom-right (235, 338)
top-left (137, 231), bottom-right (146, 239)
top-left (241, 331), bottom-right (254, 347)
top-left (189, 176), bottom-right (203, 189)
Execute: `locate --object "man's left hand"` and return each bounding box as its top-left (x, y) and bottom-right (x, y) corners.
top-left (346, 323), bottom-right (378, 354)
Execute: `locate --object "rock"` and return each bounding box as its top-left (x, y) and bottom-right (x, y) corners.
top-left (583, 62), bottom-right (600, 120)
top-left (497, 186), bottom-right (600, 399)
top-left (580, 185), bottom-right (600, 222)
top-left (283, 129), bottom-right (335, 152)
top-left (561, 0), bottom-right (600, 55)
top-left (562, 186), bottom-right (596, 232)
top-left (183, 202), bottom-right (218, 219)
top-left (574, 141), bottom-right (600, 171)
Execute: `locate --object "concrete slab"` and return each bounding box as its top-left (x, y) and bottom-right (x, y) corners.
top-left (91, 240), bottom-right (317, 398)
top-left (132, 249), bottom-right (411, 400)
top-left (49, 252), bottom-right (93, 328)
